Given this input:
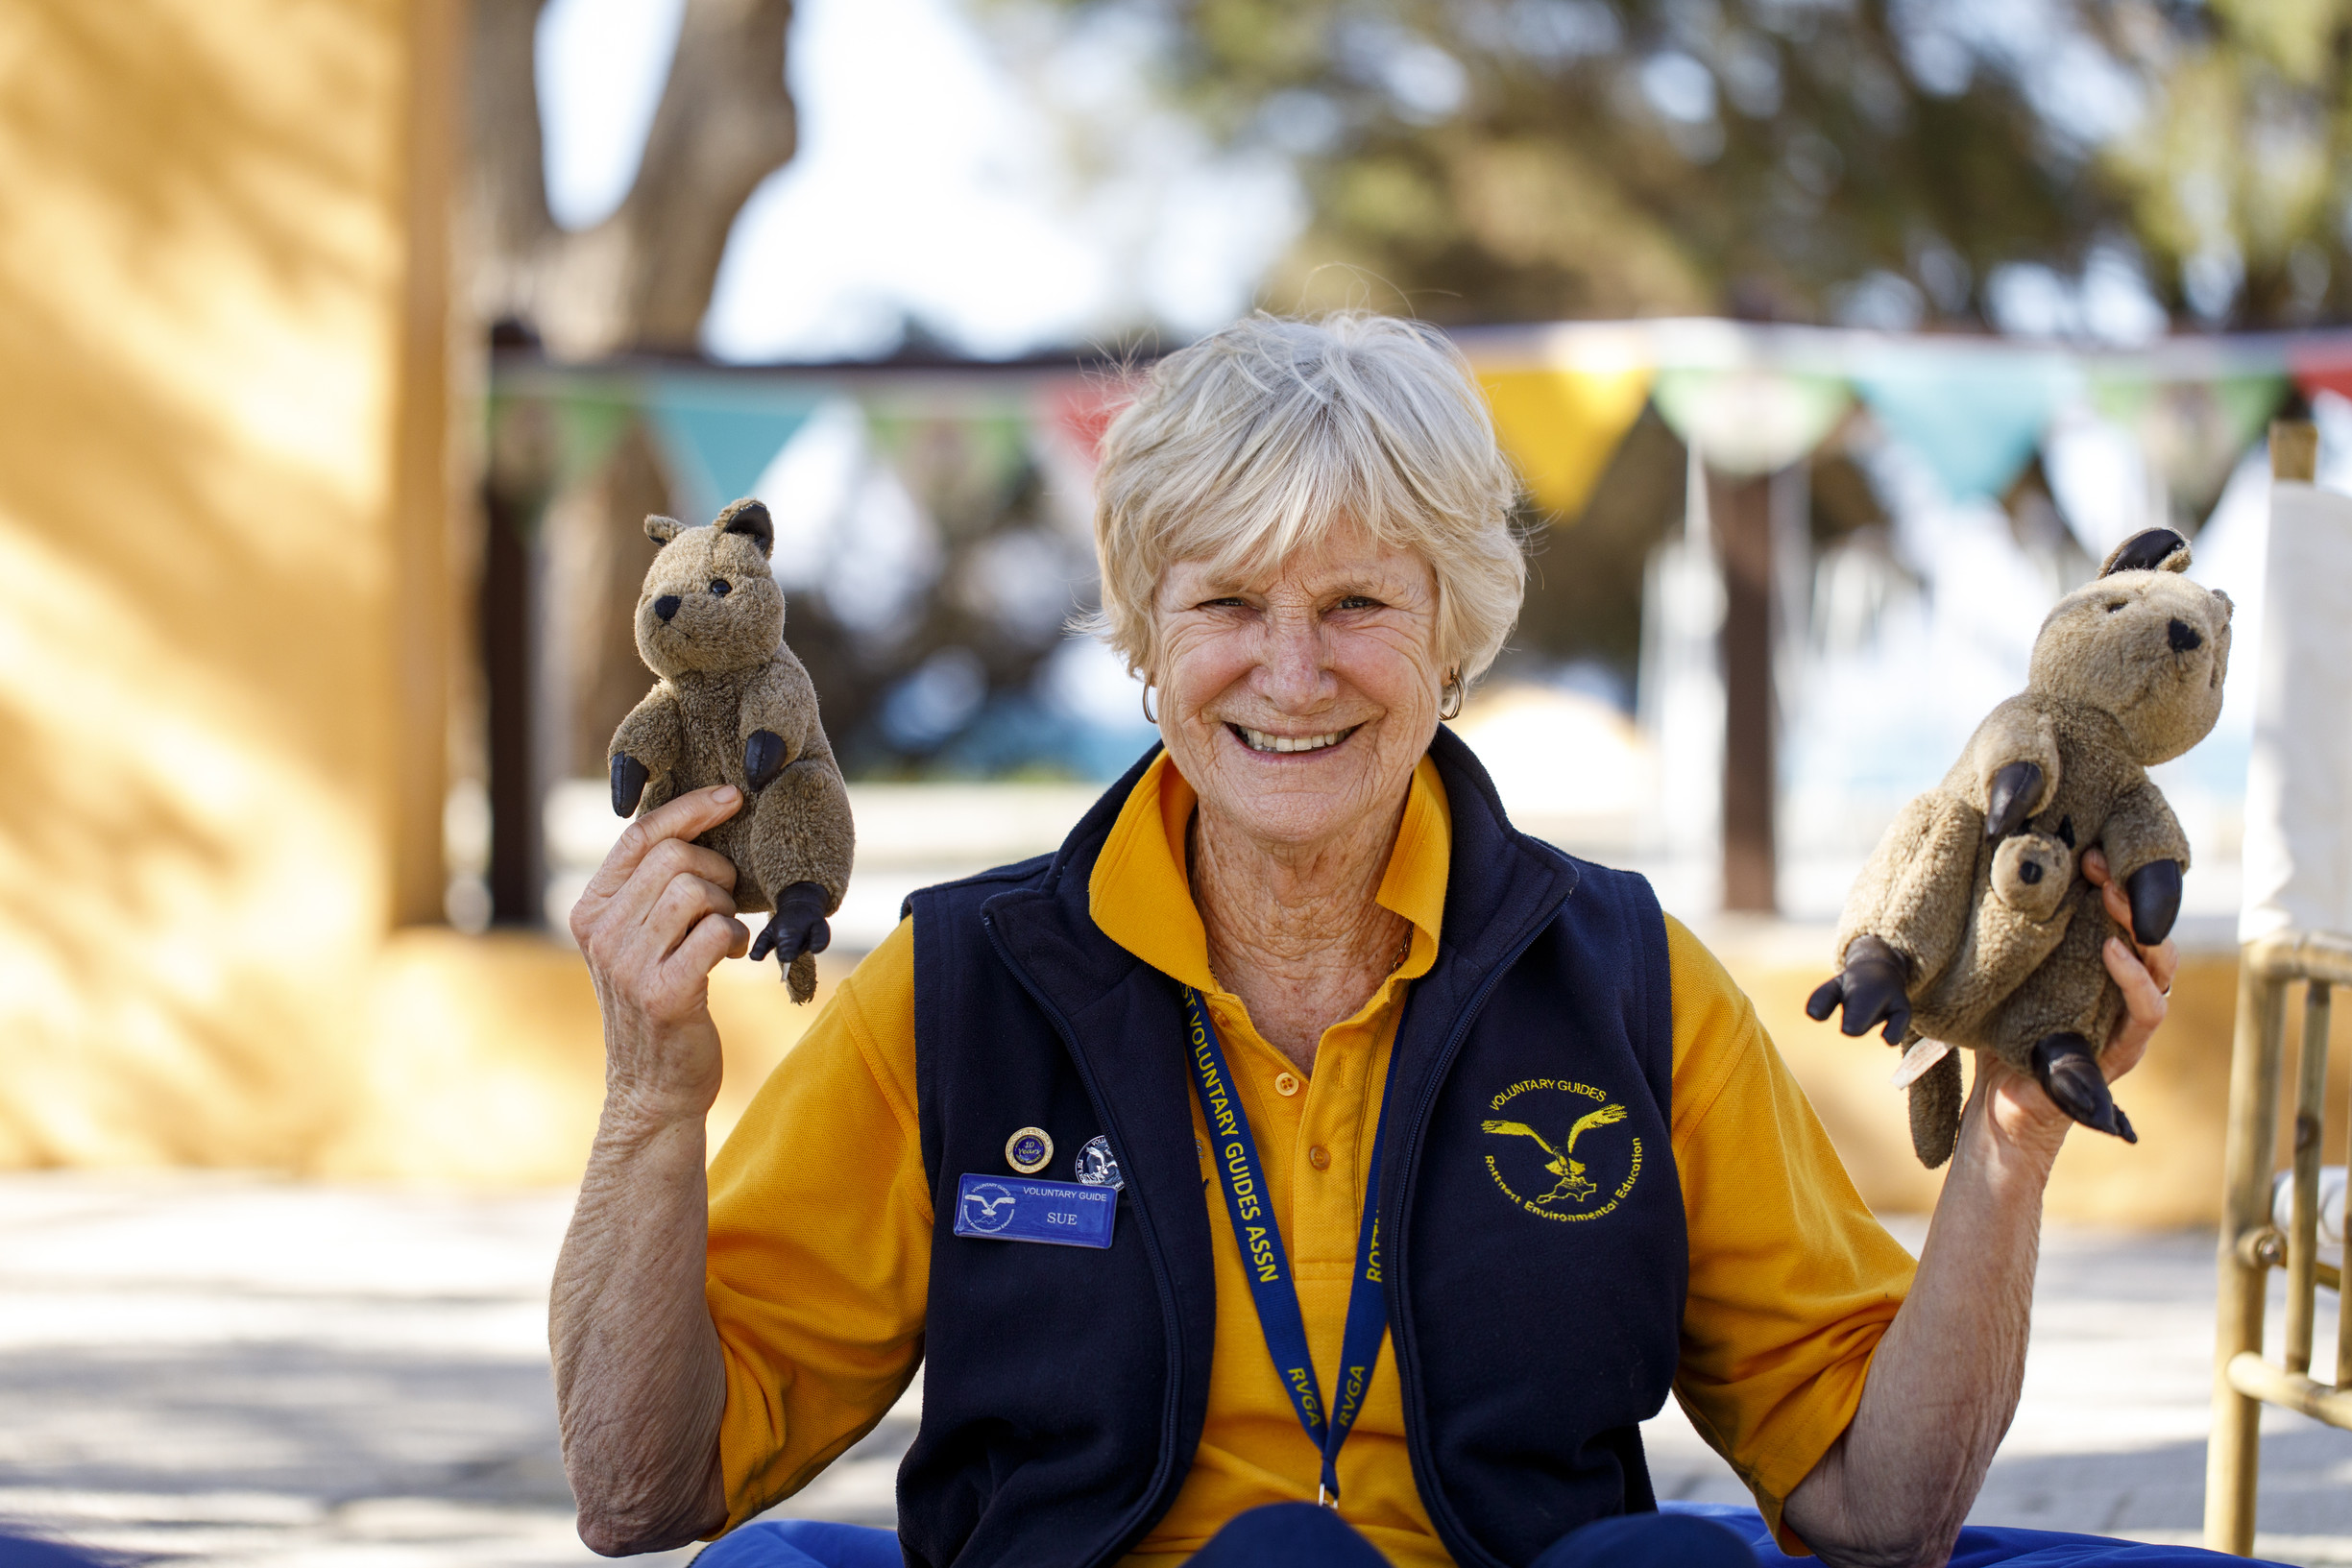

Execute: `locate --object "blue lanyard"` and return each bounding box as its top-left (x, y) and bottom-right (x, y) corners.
top-left (1184, 986), bottom-right (1399, 1506)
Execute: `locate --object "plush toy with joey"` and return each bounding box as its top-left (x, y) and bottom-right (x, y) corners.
top-left (609, 498), bottom-right (856, 1004)
top-left (1806, 527), bottom-right (2232, 1167)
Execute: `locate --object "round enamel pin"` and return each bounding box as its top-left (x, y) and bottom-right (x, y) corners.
top-left (1006, 1126), bottom-right (1054, 1174)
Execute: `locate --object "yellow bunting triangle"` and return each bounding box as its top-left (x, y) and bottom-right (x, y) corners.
top-left (1478, 366), bottom-right (1655, 523)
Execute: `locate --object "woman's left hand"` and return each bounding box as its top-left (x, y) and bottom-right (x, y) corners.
top-left (1974, 846), bottom-right (2178, 1156)
top-left (1794, 847), bottom-right (2182, 1562)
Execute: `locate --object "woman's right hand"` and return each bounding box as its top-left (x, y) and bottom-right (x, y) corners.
top-left (569, 784), bottom-right (750, 1129)
top-left (557, 785), bottom-right (742, 1552)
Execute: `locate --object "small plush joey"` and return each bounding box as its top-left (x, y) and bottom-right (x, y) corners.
top-left (609, 498), bottom-right (855, 1003)
top-left (1806, 527), bottom-right (2232, 1166)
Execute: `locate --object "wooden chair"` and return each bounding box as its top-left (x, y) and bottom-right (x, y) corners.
top-left (2205, 420), bottom-right (2352, 1554)
top-left (2207, 930), bottom-right (2352, 1554)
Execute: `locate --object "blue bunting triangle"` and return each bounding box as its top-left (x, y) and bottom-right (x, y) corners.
top-left (1854, 352), bottom-right (2077, 502)
top-left (646, 378), bottom-right (817, 522)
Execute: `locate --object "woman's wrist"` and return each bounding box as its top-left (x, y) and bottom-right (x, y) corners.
top-left (599, 1045), bottom-right (723, 1139)
top-left (1955, 1062), bottom-right (2069, 1194)
top-left (601, 1087), bottom-right (715, 1143)
top-left (591, 995), bottom-right (726, 1129)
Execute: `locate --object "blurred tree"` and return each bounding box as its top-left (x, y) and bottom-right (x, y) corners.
top-left (466, 0), bottom-right (794, 921)
top-left (1038, 0), bottom-right (2352, 330)
top-left (2097, 0), bottom-right (2352, 325)
top-left (1043, 0), bottom-right (2105, 326)
top-left (468, 0), bottom-right (795, 358)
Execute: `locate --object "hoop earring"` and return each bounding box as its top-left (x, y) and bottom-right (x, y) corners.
top-left (1141, 683), bottom-right (1158, 725)
top-left (1439, 673), bottom-right (1464, 721)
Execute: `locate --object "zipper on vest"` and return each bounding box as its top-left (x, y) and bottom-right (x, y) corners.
top-left (1385, 884), bottom-right (1575, 1568)
top-left (980, 911), bottom-right (1191, 1568)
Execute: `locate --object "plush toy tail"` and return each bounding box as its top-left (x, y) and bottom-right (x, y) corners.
top-left (787, 951), bottom-right (818, 1005)
top-left (1908, 1049), bottom-right (1963, 1169)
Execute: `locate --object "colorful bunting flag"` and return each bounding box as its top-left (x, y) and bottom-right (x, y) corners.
top-left (548, 394), bottom-right (635, 490)
top-left (1652, 367), bottom-right (1851, 478)
top-left (863, 405), bottom-right (1036, 521)
top-left (2291, 341), bottom-right (2352, 403)
top-left (2090, 371), bottom-right (2287, 516)
top-left (646, 377), bottom-right (818, 521)
top-left (1037, 374), bottom-right (1137, 469)
top-left (1477, 365), bottom-right (1654, 520)
top-left (485, 323), bottom-right (2352, 551)
top-left (1854, 351), bottom-right (2075, 501)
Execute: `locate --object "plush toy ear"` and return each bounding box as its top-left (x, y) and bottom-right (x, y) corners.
top-left (644, 514), bottom-right (684, 545)
top-left (716, 497), bottom-right (775, 558)
top-left (2100, 527), bottom-right (2191, 576)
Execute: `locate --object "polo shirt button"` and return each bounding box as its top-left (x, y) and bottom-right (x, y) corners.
top-left (1308, 1146), bottom-right (1330, 1170)
top-left (1274, 1073), bottom-right (1300, 1098)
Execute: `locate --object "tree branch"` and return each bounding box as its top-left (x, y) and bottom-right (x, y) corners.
top-left (539, 0), bottom-right (797, 356)
top-left (467, 0), bottom-right (557, 328)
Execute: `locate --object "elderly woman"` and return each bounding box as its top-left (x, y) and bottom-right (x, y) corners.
top-left (552, 315), bottom-right (2183, 1568)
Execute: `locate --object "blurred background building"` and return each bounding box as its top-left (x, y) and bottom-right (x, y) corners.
top-left (13, 0), bottom-right (2352, 1219)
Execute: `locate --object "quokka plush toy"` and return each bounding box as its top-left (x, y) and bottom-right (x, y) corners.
top-left (1806, 527), bottom-right (2233, 1167)
top-left (609, 498), bottom-right (855, 1004)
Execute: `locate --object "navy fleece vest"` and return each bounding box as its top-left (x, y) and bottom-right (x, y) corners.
top-left (898, 730), bottom-right (1683, 1568)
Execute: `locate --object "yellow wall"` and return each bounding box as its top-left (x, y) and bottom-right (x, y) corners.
top-left (324, 930), bottom-right (822, 1182)
top-left (0, 0), bottom-right (457, 1168)
top-left (1739, 947), bottom-right (2267, 1230)
top-left (325, 936), bottom-right (2278, 1224)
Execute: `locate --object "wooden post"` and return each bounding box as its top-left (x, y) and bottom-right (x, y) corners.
top-left (482, 484), bottom-right (544, 926)
top-left (2208, 962), bottom-right (2287, 1556)
top-left (1712, 469), bottom-right (1776, 912)
top-left (387, 0), bottom-right (462, 927)
top-left (2272, 419), bottom-right (2318, 488)
top-left (2285, 982), bottom-right (2331, 1374)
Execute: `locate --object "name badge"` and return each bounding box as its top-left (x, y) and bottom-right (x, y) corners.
top-left (953, 1172), bottom-right (1115, 1249)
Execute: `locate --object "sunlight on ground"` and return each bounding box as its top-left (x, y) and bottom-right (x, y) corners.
top-left (8, 1178), bottom-right (2352, 1564)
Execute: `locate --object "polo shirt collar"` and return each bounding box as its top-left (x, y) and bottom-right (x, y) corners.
top-left (1088, 750), bottom-right (1451, 993)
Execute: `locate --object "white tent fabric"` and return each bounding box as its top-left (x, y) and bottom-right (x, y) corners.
top-left (2240, 480), bottom-right (2352, 944)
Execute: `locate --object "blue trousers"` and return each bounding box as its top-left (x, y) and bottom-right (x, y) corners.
top-left (696, 1502), bottom-right (2288, 1566)
top-left (1183, 1502), bottom-right (1752, 1567)
top-left (0, 1536), bottom-right (110, 1568)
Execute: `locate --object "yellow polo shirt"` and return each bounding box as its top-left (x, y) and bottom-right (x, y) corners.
top-left (705, 754), bottom-right (1914, 1562)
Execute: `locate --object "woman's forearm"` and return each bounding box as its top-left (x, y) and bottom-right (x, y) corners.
top-left (1785, 871), bottom-right (2172, 1567)
top-left (552, 1100), bottom-right (730, 1556)
top-left (1782, 1073), bottom-right (2058, 1568)
top-left (552, 785), bottom-right (754, 1556)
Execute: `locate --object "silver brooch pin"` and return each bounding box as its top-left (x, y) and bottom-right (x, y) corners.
top-left (1074, 1134), bottom-right (1123, 1191)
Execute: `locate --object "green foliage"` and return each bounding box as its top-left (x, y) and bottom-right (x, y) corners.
top-left (2099, 0), bottom-right (2352, 323)
top-left (1039, 0), bottom-right (2352, 328)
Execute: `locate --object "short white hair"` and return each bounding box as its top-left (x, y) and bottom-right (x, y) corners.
top-left (1088, 312), bottom-right (1526, 686)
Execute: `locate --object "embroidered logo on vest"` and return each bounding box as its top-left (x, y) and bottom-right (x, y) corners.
top-left (1480, 1078), bottom-right (1643, 1222)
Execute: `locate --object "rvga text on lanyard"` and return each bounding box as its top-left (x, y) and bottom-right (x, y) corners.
top-left (1184, 986), bottom-right (1403, 1507)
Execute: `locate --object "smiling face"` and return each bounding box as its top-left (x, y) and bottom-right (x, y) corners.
top-left (1150, 519), bottom-right (1447, 856)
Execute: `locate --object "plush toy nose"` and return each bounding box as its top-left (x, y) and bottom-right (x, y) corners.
top-left (655, 594), bottom-right (682, 623)
top-left (2168, 618), bottom-right (2202, 653)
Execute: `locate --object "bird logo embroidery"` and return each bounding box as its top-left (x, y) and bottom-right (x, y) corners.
top-left (1481, 1103), bottom-right (1629, 1205)
top-left (961, 1182), bottom-right (1017, 1233)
